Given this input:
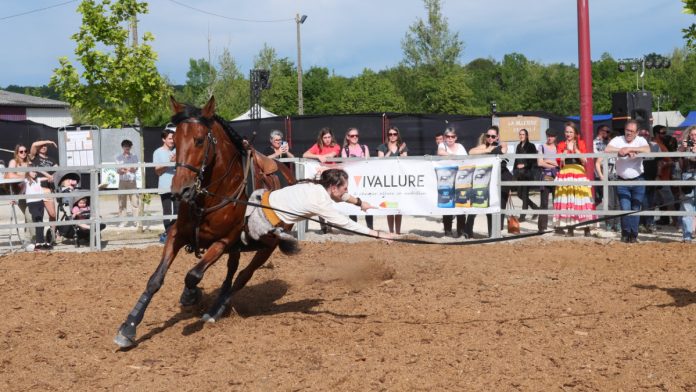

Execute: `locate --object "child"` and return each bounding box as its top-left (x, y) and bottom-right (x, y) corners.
top-left (25, 170), bottom-right (52, 251)
top-left (71, 197), bottom-right (91, 231)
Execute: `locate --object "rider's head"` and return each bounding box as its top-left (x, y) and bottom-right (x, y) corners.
top-left (317, 169), bottom-right (349, 202)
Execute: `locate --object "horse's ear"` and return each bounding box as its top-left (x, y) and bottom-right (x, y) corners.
top-left (169, 95), bottom-right (184, 114)
top-left (202, 95), bottom-right (216, 118)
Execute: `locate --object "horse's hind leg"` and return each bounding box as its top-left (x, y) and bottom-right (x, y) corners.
top-left (203, 246), bottom-right (276, 323)
top-left (202, 249), bottom-right (241, 322)
top-left (180, 241), bottom-right (229, 306)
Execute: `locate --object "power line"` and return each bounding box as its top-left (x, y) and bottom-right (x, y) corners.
top-left (0, 0), bottom-right (78, 21)
top-left (167, 0), bottom-right (294, 23)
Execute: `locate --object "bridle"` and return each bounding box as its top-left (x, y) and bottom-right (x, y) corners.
top-left (173, 117), bottom-right (251, 257)
top-left (174, 118), bottom-right (217, 195)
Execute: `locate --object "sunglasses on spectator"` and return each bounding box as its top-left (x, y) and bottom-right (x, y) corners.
top-left (485, 134), bottom-right (497, 138)
top-left (388, 132), bottom-right (398, 136)
top-left (18, 150), bottom-right (27, 153)
top-left (348, 134), bottom-right (359, 138)
top-left (445, 135), bottom-right (456, 139)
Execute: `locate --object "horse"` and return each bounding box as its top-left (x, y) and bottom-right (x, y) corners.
top-left (114, 96), bottom-right (296, 349)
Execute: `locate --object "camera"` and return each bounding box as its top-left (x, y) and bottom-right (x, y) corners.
top-left (688, 140), bottom-right (694, 148)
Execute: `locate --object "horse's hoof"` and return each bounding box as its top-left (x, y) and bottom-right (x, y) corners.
top-left (179, 287), bottom-right (202, 306)
top-left (202, 313), bottom-right (216, 323)
top-left (113, 331), bottom-right (135, 348)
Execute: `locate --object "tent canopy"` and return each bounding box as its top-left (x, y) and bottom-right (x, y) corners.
top-left (232, 104), bottom-right (277, 121)
top-left (679, 111), bottom-right (696, 127)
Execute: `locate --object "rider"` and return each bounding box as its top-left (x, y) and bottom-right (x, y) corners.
top-left (245, 168), bottom-right (393, 252)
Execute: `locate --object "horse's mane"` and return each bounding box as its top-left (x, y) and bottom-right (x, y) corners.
top-left (170, 104), bottom-right (246, 153)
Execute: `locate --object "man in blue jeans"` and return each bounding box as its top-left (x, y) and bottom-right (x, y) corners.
top-left (605, 120), bottom-right (650, 243)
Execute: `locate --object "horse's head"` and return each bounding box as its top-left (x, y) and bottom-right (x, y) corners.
top-left (169, 96), bottom-right (219, 203)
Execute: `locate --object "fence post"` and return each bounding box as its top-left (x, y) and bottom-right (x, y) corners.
top-left (492, 156), bottom-right (502, 238)
top-left (90, 167), bottom-right (101, 250)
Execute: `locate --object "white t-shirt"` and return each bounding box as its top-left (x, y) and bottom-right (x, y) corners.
top-left (438, 142), bottom-right (467, 156)
top-left (153, 146), bottom-right (176, 194)
top-left (607, 135), bottom-right (649, 179)
top-left (268, 182), bottom-right (370, 235)
top-left (24, 179), bottom-right (44, 203)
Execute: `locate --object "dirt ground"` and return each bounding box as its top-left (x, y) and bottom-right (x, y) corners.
top-left (1, 239), bottom-right (695, 391)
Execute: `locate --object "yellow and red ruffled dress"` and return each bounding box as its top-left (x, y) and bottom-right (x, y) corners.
top-left (553, 140), bottom-right (596, 227)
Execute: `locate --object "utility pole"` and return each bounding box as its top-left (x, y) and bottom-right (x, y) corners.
top-left (577, 0), bottom-right (594, 180)
top-left (296, 14), bottom-right (307, 115)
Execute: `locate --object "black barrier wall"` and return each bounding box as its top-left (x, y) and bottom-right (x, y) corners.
top-left (2, 112), bottom-right (613, 190)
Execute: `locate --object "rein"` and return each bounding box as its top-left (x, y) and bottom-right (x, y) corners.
top-left (209, 193), bottom-right (694, 246)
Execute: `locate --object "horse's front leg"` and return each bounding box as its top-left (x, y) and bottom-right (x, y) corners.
top-left (202, 248), bottom-right (241, 322)
top-left (114, 227), bottom-right (185, 349)
top-left (179, 240), bottom-right (230, 306)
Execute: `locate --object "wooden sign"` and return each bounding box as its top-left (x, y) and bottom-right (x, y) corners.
top-left (497, 116), bottom-right (542, 142)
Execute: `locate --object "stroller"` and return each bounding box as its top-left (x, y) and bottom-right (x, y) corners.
top-left (52, 171), bottom-right (105, 247)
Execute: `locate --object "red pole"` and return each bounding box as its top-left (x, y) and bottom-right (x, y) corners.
top-left (577, 0), bottom-right (594, 180)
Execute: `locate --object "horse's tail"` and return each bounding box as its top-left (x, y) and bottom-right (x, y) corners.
top-left (273, 228), bottom-right (300, 255)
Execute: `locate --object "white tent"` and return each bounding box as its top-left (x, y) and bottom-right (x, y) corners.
top-left (652, 110), bottom-right (685, 127)
top-left (232, 104), bottom-right (277, 121)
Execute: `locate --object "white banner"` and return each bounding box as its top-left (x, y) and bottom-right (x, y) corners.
top-left (302, 157), bottom-right (501, 216)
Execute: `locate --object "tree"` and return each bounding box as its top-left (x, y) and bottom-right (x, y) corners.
top-left (181, 58), bottom-right (217, 105)
top-left (336, 69), bottom-right (406, 113)
top-left (211, 48), bottom-right (247, 119)
top-left (401, 0), bottom-right (463, 68)
top-left (683, 0), bottom-right (696, 49)
top-left (251, 44), bottom-right (298, 115)
top-left (50, 0), bottom-right (169, 127)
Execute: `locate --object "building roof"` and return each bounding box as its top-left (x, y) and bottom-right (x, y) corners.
top-left (0, 89), bottom-right (69, 108)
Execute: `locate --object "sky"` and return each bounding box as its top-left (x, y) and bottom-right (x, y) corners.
top-left (0, 0), bottom-right (693, 87)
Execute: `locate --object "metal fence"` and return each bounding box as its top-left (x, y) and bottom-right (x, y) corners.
top-left (0, 150), bottom-right (694, 250)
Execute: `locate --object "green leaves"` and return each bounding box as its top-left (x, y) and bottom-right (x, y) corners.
top-left (50, 0), bottom-right (169, 128)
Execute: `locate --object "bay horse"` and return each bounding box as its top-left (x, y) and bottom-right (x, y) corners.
top-left (114, 96), bottom-right (296, 349)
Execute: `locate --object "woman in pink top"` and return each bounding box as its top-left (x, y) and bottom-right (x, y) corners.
top-left (340, 127), bottom-right (373, 230)
top-left (303, 127), bottom-right (341, 163)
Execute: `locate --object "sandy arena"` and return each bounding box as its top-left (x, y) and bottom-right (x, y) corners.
top-left (1, 236), bottom-right (695, 390)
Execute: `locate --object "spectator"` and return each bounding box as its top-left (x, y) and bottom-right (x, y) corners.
top-left (437, 127), bottom-right (467, 237)
top-left (341, 127), bottom-right (373, 230)
top-left (536, 128), bottom-right (559, 232)
top-left (605, 119), bottom-right (650, 243)
top-left (677, 125), bottom-right (696, 243)
top-left (467, 125), bottom-right (512, 238)
top-left (115, 139), bottom-right (140, 228)
top-left (71, 196), bottom-right (92, 231)
top-left (638, 128), bottom-right (660, 233)
top-left (29, 140), bottom-right (58, 243)
top-left (593, 124), bottom-right (611, 206)
top-left (303, 127), bottom-right (341, 234)
top-left (24, 169), bottom-right (51, 251)
top-left (303, 127), bottom-right (340, 163)
top-left (377, 126), bottom-right (408, 234)
top-left (552, 121), bottom-right (594, 237)
top-left (513, 128), bottom-right (539, 221)
top-left (594, 129), bottom-right (622, 233)
top-left (265, 130), bottom-right (294, 159)
top-left (432, 132), bottom-right (444, 155)
top-left (653, 125), bottom-right (677, 227)
top-left (7, 144), bottom-right (33, 243)
top-left (154, 128), bottom-right (178, 243)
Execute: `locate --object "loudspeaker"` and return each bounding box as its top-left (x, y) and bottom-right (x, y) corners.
top-left (611, 91), bottom-right (652, 131)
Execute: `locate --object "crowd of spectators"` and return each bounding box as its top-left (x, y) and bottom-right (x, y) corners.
top-left (2, 120), bottom-right (695, 251)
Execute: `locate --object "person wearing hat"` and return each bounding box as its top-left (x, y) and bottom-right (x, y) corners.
top-left (536, 128), bottom-right (559, 231)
